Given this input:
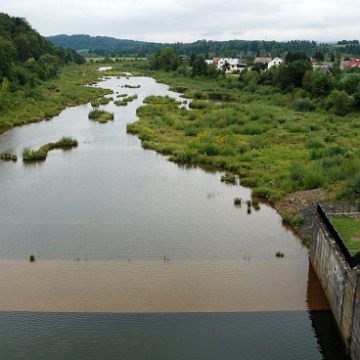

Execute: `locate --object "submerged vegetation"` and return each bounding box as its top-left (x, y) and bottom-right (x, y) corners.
top-left (124, 84), bottom-right (141, 88)
top-left (22, 137), bottom-right (78, 161)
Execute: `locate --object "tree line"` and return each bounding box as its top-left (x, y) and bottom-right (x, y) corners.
top-left (47, 34), bottom-right (360, 59)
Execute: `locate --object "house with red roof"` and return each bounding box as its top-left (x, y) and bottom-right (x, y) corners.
top-left (344, 58), bottom-right (360, 70)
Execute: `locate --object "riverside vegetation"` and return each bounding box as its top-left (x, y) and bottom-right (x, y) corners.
top-left (101, 53), bottom-right (360, 214)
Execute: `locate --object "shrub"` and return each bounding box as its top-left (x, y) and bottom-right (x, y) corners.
top-left (221, 171), bottom-right (237, 183)
top-left (305, 133), bottom-right (324, 149)
top-left (293, 98), bottom-right (316, 112)
top-left (303, 169), bottom-right (325, 189)
top-left (347, 173), bottom-right (360, 198)
top-left (326, 90), bottom-right (350, 116)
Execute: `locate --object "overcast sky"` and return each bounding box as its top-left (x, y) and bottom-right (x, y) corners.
top-left (1, 0), bottom-right (358, 43)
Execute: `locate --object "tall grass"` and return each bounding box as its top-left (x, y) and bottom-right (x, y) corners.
top-left (23, 137), bottom-right (78, 161)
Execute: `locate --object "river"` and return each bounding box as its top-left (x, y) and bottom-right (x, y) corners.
top-left (0, 74), bottom-right (350, 359)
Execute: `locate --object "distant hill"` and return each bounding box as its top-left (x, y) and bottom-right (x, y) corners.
top-left (46, 34), bottom-right (159, 51)
top-left (46, 34), bottom-right (360, 59)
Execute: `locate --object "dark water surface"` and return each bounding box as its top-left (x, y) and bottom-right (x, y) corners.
top-left (0, 75), bottom-right (350, 359)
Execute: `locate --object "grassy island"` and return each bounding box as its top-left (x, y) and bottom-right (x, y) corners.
top-left (22, 137), bottom-right (78, 161)
top-left (114, 94), bottom-right (138, 106)
top-left (88, 109), bottom-right (114, 123)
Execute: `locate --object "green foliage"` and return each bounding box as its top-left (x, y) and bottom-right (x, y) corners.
top-left (305, 133), bottom-right (325, 149)
top-left (347, 173), bottom-right (360, 198)
top-left (150, 47), bottom-right (180, 72)
top-left (221, 171), bottom-right (237, 183)
top-left (22, 137), bottom-right (78, 161)
top-left (88, 109), bottom-right (114, 123)
top-left (114, 94), bottom-right (138, 106)
top-left (302, 71), bottom-right (333, 99)
top-left (0, 152), bottom-right (17, 161)
top-left (293, 98), bottom-right (316, 111)
top-left (326, 89), bottom-right (350, 116)
top-left (192, 55), bottom-right (208, 77)
top-left (276, 60), bottom-right (313, 90)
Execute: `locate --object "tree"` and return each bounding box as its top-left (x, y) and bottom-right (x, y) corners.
top-left (276, 60), bottom-right (312, 90)
top-left (302, 71), bottom-right (333, 98)
top-left (150, 47), bottom-right (180, 72)
top-left (0, 36), bottom-right (17, 79)
top-left (285, 51), bottom-right (309, 64)
top-left (313, 50), bottom-right (324, 62)
top-left (192, 55), bottom-right (207, 77)
top-left (222, 61), bottom-right (230, 73)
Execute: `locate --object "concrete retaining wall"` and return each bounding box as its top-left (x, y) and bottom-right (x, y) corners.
top-left (310, 212), bottom-right (360, 360)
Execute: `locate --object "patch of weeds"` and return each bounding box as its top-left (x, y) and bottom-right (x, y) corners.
top-left (88, 109), bottom-right (114, 123)
top-left (221, 171), bottom-right (237, 183)
top-left (1, 152), bottom-right (17, 161)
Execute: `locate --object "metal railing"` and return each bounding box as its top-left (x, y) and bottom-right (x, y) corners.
top-left (317, 202), bottom-right (360, 268)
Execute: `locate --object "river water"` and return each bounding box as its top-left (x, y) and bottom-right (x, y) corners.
top-left (0, 75), bottom-right (350, 359)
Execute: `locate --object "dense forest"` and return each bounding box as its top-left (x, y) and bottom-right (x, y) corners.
top-left (47, 34), bottom-right (360, 59)
top-left (0, 13), bottom-right (85, 90)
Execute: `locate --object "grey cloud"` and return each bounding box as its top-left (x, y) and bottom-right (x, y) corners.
top-left (1, 0), bottom-right (359, 42)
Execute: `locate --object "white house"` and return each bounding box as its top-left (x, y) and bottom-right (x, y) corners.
top-left (216, 58), bottom-right (247, 73)
top-left (267, 57), bottom-right (283, 70)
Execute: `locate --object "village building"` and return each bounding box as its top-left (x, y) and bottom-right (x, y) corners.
top-left (267, 57), bottom-right (283, 69)
top-left (344, 58), bottom-right (360, 70)
top-left (254, 57), bottom-right (272, 64)
top-left (205, 58), bottom-right (247, 73)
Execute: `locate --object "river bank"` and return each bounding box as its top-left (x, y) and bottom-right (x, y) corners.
top-left (0, 64), bottom-right (110, 131)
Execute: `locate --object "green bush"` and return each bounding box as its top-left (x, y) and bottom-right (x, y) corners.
top-left (304, 169), bottom-right (325, 189)
top-left (293, 98), bottom-right (316, 111)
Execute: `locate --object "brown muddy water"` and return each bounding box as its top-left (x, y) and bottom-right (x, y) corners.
top-left (0, 75), bottom-right (350, 359)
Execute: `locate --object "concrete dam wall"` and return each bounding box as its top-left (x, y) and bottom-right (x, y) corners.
top-left (310, 206), bottom-right (360, 360)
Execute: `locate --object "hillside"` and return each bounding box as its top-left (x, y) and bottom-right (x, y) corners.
top-left (46, 34), bottom-right (153, 50)
top-left (0, 13), bottom-right (85, 87)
